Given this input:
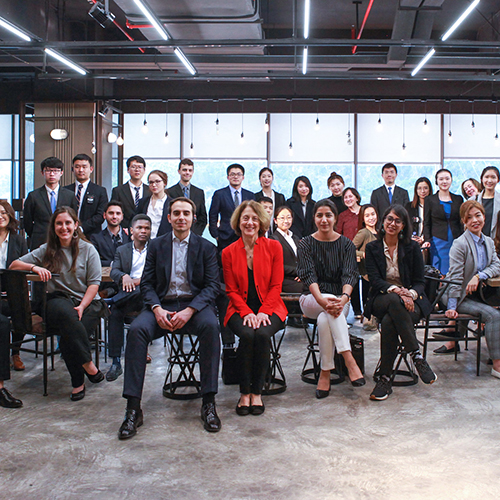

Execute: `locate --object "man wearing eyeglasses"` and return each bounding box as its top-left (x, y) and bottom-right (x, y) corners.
top-left (111, 156), bottom-right (150, 231)
top-left (24, 157), bottom-right (79, 250)
top-left (209, 164), bottom-right (254, 253)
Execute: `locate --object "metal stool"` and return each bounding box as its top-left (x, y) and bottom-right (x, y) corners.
top-left (163, 332), bottom-right (202, 400)
top-left (373, 344), bottom-right (418, 386)
top-left (262, 329), bottom-right (287, 395)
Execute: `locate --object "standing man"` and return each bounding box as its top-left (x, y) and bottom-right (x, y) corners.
top-left (106, 214), bottom-right (152, 382)
top-left (117, 198), bottom-right (221, 438)
top-left (168, 159), bottom-right (207, 236)
top-left (65, 153), bottom-right (108, 238)
top-left (111, 155), bottom-right (150, 230)
top-left (24, 157), bottom-right (78, 250)
top-left (370, 163), bottom-right (410, 218)
top-left (209, 164), bottom-right (255, 252)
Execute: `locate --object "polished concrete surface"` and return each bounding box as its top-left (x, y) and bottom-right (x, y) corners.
top-left (2, 323), bottom-right (500, 500)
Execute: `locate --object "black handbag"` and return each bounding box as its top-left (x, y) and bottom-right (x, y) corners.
top-left (332, 334), bottom-right (365, 383)
top-left (221, 346), bottom-right (240, 385)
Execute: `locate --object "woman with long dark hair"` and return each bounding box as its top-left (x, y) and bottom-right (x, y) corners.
top-left (405, 177), bottom-right (432, 245)
top-left (11, 207), bottom-right (105, 401)
top-left (365, 205), bottom-right (436, 401)
top-left (286, 176), bottom-right (316, 238)
top-left (476, 166), bottom-right (500, 238)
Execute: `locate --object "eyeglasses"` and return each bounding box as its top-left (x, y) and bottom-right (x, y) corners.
top-left (43, 168), bottom-right (62, 174)
top-left (228, 172), bottom-right (243, 177)
top-left (148, 180), bottom-right (164, 185)
top-left (385, 216), bottom-right (403, 226)
top-left (276, 216), bottom-right (292, 221)
top-left (129, 165), bottom-right (145, 170)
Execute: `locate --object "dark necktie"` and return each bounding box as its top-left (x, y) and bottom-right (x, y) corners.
top-left (76, 183), bottom-right (83, 206)
top-left (388, 187), bottom-right (393, 204)
top-left (183, 185), bottom-right (189, 198)
top-left (134, 186), bottom-right (140, 208)
top-left (234, 191), bottom-right (239, 208)
top-left (112, 233), bottom-right (121, 251)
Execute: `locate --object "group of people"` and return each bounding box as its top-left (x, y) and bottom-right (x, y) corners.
top-left (1, 155), bottom-right (500, 438)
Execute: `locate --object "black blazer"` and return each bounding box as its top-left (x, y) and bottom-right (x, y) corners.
top-left (23, 186), bottom-right (79, 250)
top-left (5, 233), bottom-right (28, 268)
top-left (64, 181), bottom-right (108, 237)
top-left (90, 228), bottom-right (130, 266)
top-left (270, 230), bottom-right (300, 280)
top-left (254, 190), bottom-right (287, 217)
top-left (140, 232), bottom-right (220, 312)
top-left (286, 197), bottom-right (316, 239)
top-left (111, 182), bottom-right (150, 230)
top-left (370, 185), bottom-right (410, 218)
top-left (167, 182), bottom-right (207, 236)
top-left (364, 239), bottom-right (431, 318)
top-left (423, 192), bottom-right (464, 242)
top-left (136, 195), bottom-right (172, 238)
top-left (110, 242), bottom-right (134, 284)
top-left (405, 202), bottom-right (423, 236)
top-left (209, 186), bottom-right (255, 241)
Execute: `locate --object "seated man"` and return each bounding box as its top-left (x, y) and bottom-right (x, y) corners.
top-left (106, 214), bottom-right (151, 382)
top-left (0, 313), bottom-right (22, 408)
top-left (118, 197), bottom-right (221, 439)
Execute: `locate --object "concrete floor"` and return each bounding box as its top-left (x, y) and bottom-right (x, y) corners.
top-left (2, 323), bottom-right (500, 500)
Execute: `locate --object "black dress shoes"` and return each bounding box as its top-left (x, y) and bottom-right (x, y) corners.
top-left (351, 377), bottom-right (366, 387)
top-left (70, 386), bottom-right (85, 401)
top-left (201, 402), bottom-right (221, 432)
top-left (0, 387), bottom-right (23, 408)
top-left (86, 369), bottom-right (105, 384)
top-left (118, 409), bottom-right (144, 440)
top-left (250, 401), bottom-right (265, 416)
top-left (434, 344), bottom-right (460, 354)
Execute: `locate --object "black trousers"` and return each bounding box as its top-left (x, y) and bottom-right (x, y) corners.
top-left (372, 293), bottom-right (421, 376)
top-left (45, 295), bottom-right (103, 388)
top-left (282, 278), bottom-right (303, 294)
top-left (123, 301), bottom-right (221, 400)
top-left (0, 302), bottom-right (23, 357)
top-left (228, 313), bottom-right (285, 395)
top-left (351, 280), bottom-right (362, 316)
top-left (107, 289), bottom-right (143, 358)
top-left (0, 313), bottom-right (11, 381)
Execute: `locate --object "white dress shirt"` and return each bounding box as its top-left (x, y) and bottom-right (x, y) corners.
top-left (147, 195), bottom-right (167, 238)
top-left (0, 233), bottom-right (9, 269)
top-left (165, 232), bottom-right (193, 300)
top-left (277, 228), bottom-right (297, 255)
top-left (45, 184), bottom-right (60, 203)
top-left (128, 181), bottom-right (144, 202)
top-left (130, 243), bottom-right (148, 279)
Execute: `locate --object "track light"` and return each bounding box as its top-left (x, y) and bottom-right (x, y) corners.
top-left (174, 48), bottom-right (197, 75)
top-left (442, 0), bottom-right (480, 41)
top-left (133, 0), bottom-right (170, 40)
top-left (0, 17), bottom-right (32, 41)
top-left (45, 48), bottom-right (87, 75)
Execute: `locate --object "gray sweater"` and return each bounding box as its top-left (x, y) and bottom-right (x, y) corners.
top-left (20, 239), bottom-right (101, 301)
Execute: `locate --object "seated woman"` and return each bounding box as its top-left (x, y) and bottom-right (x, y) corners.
top-left (222, 200), bottom-right (287, 416)
top-left (297, 199), bottom-right (365, 399)
top-left (365, 205), bottom-right (436, 401)
top-left (438, 200), bottom-right (500, 377)
top-left (0, 200), bottom-right (28, 371)
top-left (270, 205), bottom-right (302, 294)
top-left (10, 207), bottom-right (105, 401)
top-left (136, 170), bottom-right (171, 238)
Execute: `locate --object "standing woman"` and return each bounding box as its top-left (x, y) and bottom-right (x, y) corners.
top-left (327, 172), bottom-right (347, 216)
top-left (423, 169), bottom-right (463, 275)
top-left (352, 204), bottom-right (378, 330)
top-left (270, 205), bottom-right (302, 294)
top-left (0, 201), bottom-right (28, 371)
top-left (136, 170), bottom-right (171, 238)
top-left (405, 177), bottom-right (433, 245)
top-left (10, 207), bottom-right (105, 401)
top-left (222, 200), bottom-right (287, 415)
top-left (476, 166), bottom-right (500, 238)
top-left (254, 167), bottom-right (286, 217)
top-left (365, 205), bottom-right (436, 401)
top-left (286, 176), bottom-right (316, 239)
top-left (297, 199), bottom-right (365, 399)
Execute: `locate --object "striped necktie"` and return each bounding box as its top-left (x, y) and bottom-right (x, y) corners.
top-left (76, 183), bottom-right (83, 206)
top-left (234, 191), bottom-right (239, 208)
top-left (134, 186), bottom-right (140, 208)
top-left (183, 185), bottom-right (189, 198)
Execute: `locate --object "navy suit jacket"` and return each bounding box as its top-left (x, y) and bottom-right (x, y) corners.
top-left (90, 228), bottom-right (130, 266)
top-left (111, 182), bottom-right (150, 230)
top-left (136, 195), bottom-right (172, 238)
top-left (209, 186), bottom-right (254, 241)
top-left (140, 232), bottom-right (220, 313)
top-left (24, 186), bottom-right (79, 250)
top-left (64, 181), bottom-right (108, 237)
top-left (168, 182), bottom-right (207, 236)
top-left (370, 185), bottom-right (410, 219)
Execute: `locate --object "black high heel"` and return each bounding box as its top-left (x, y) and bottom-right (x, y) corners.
top-left (86, 369), bottom-right (104, 384)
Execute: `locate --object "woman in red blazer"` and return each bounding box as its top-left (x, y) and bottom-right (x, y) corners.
top-left (222, 200), bottom-right (287, 416)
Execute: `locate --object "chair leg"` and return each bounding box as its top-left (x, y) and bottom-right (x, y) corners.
top-left (43, 335), bottom-right (48, 397)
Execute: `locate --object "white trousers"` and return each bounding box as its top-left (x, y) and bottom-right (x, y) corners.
top-left (300, 293), bottom-right (351, 371)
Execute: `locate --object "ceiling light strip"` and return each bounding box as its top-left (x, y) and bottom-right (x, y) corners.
top-left (411, 48), bottom-right (435, 77)
top-left (44, 48), bottom-right (87, 75)
top-left (174, 48), bottom-right (197, 76)
top-left (133, 0), bottom-right (170, 40)
top-left (442, 0), bottom-right (480, 41)
top-left (304, 0), bottom-right (310, 39)
top-left (302, 47), bottom-right (308, 74)
top-left (0, 17), bottom-right (32, 41)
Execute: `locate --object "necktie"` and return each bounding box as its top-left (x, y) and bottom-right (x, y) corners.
top-left (50, 190), bottom-right (57, 213)
top-left (234, 191), bottom-right (239, 208)
top-left (112, 233), bottom-right (121, 251)
top-left (134, 186), bottom-right (140, 208)
top-left (388, 186), bottom-right (393, 204)
top-left (76, 183), bottom-right (83, 206)
top-left (183, 185), bottom-right (189, 198)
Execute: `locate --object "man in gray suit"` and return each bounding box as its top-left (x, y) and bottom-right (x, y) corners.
top-left (106, 214), bottom-right (152, 381)
top-left (167, 159), bottom-right (207, 236)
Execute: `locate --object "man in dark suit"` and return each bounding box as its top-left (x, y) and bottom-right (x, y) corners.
top-left (23, 157), bottom-right (79, 250)
top-left (64, 153), bottom-right (108, 238)
top-left (110, 155), bottom-right (150, 230)
top-left (106, 214), bottom-right (151, 382)
top-left (90, 201), bottom-right (130, 267)
top-left (118, 198), bottom-right (221, 439)
top-left (168, 158), bottom-right (207, 236)
top-left (209, 163), bottom-right (255, 252)
top-left (370, 163), bottom-right (410, 219)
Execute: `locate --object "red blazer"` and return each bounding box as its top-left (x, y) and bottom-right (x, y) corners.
top-left (222, 236), bottom-right (287, 325)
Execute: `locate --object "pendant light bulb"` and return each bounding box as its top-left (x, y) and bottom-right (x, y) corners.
top-left (142, 119), bottom-right (149, 134)
top-left (163, 131), bottom-right (169, 144)
top-left (116, 134), bottom-right (124, 146)
top-left (240, 131), bottom-right (245, 144)
top-left (264, 117), bottom-right (269, 133)
top-left (315, 117), bottom-right (320, 131)
top-left (215, 117), bottom-right (220, 135)
top-left (288, 142), bottom-right (293, 156)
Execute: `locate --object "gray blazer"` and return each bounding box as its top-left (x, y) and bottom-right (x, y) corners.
top-left (444, 230), bottom-right (500, 307)
top-left (476, 191), bottom-right (500, 237)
